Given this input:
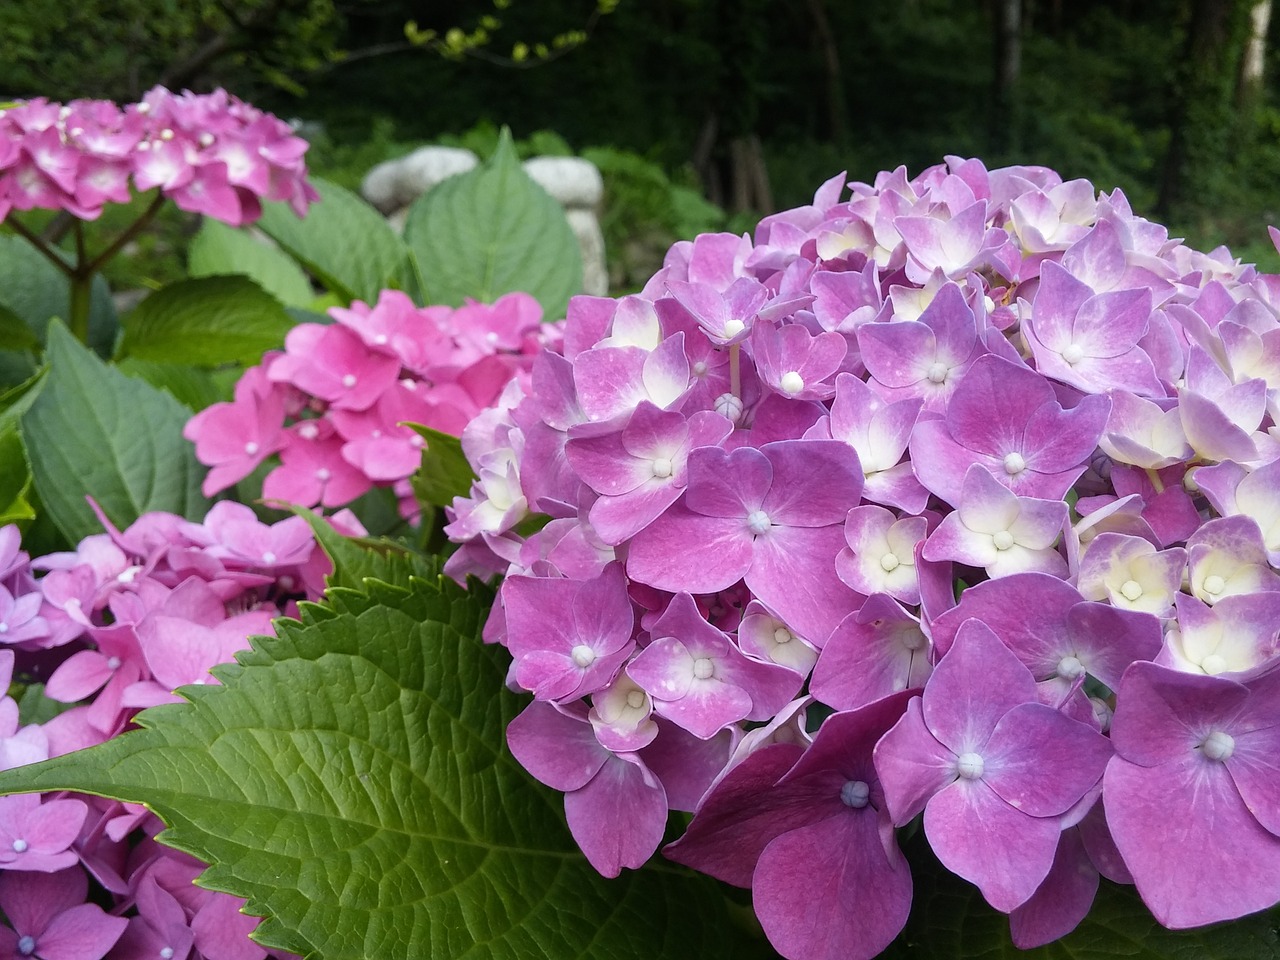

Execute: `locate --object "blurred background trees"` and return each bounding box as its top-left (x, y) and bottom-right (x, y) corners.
top-left (4, 0), bottom-right (1280, 280)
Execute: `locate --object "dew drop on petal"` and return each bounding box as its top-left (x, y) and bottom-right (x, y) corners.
top-left (992, 530), bottom-right (1015, 551)
top-left (840, 780), bottom-right (871, 809)
top-left (956, 752), bottom-right (985, 780)
top-left (1200, 730), bottom-right (1235, 761)
top-left (692, 657), bottom-right (715, 680)
top-left (880, 552), bottom-right (900, 572)
top-left (1203, 575), bottom-right (1226, 596)
top-left (1056, 655), bottom-right (1085, 680)
top-left (1003, 452), bottom-right (1026, 475)
top-left (651, 457), bottom-right (673, 479)
top-left (570, 644), bottom-right (597, 668)
top-left (926, 362), bottom-right (949, 384)
top-left (745, 510), bottom-right (771, 536)
top-left (780, 371), bottom-right (805, 396)
top-left (1119, 579), bottom-right (1144, 602)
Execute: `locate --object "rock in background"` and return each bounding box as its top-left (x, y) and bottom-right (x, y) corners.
top-left (362, 147), bottom-right (608, 296)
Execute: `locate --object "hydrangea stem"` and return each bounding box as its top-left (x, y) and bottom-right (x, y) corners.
top-left (729, 343), bottom-right (742, 399)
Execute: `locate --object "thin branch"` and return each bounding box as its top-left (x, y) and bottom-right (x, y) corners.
top-left (82, 192), bottom-right (166, 277)
top-left (4, 216), bottom-right (75, 277)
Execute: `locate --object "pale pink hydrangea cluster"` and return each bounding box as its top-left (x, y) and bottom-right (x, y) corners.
top-left (185, 289), bottom-right (557, 520)
top-left (446, 159), bottom-right (1280, 958)
top-left (0, 503), bottom-right (357, 959)
top-left (0, 87), bottom-right (317, 224)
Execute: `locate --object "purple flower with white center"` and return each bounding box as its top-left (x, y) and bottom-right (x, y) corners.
top-left (874, 620), bottom-right (1113, 913)
top-left (626, 593), bottom-right (800, 739)
top-left (808, 373), bottom-right (928, 514)
top-left (1008, 180), bottom-right (1096, 254)
top-left (836, 505), bottom-right (928, 605)
top-left (565, 402), bottom-right (733, 545)
top-left (895, 200), bottom-right (998, 282)
top-left (1077, 532), bottom-right (1186, 617)
top-left (506, 700), bottom-right (667, 878)
top-left (0, 581), bottom-right (47, 648)
top-left (267, 323), bottom-right (401, 412)
top-left (1023, 260), bottom-right (1161, 396)
top-left (929, 573), bottom-right (1162, 713)
top-left (0, 794), bottom-right (87, 873)
top-left (570, 333), bottom-right (691, 423)
top-left (749, 321), bottom-right (846, 401)
top-left (1160, 593), bottom-right (1280, 676)
top-left (1097, 389), bottom-right (1192, 469)
top-left (1196, 457), bottom-right (1280, 564)
top-left (810, 261), bottom-right (885, 334)
top-left (665, 277), bottom-right (767, 346)
top-left (109, 876), bottom-right (195, 960)
top-left (1177, 351), bottom-right (1268, 463)
top-left (625, 439), bottom-right (864, 643)
top-left (858, 281), bottom-right (982, 412)
top-left (909, 354), bottom-right (1111, 505)
top-left (1186, 515), bottom-right (1280, 604)
top-left (1104, 661), bottom-right (1280, 927)
top-left (587, 672), bottom-right (658, 753)
top-left (0, 868), bottom-right (127, 960)
top-left (922, 464), bottom-right (1068, 578)
top-left (500, 562), bottom-right (636, 702)
top-left (735, 601), bottom-right (818, 675)
top-left (810, 594), bottom-right (932, 709)
top-left (666, 693), bottom-right (916, 960)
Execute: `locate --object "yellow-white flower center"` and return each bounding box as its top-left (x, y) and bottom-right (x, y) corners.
top-left (992, 530), bottom-right (1015, 551)
top-left (1061, 343), bottom-right (1086, 365)
top-left (880, 552), bottom-right (901, 572)
top-left (692, 657), bottom-right (715, 680)
top-left (926, 362), bottom-right (949, 384)
top-left (746, 510), bottom-right (771, 535)
top-left (1200, 730), bottom-right (1235, 762)
top-left (780, 371), bottom-right (805, 395)
top-left (570, 644), bottom-right (597, 668)
top-left (1003, 452), bottom-right (1027, 475)
top-left (651, 457), bottom-right (673, 479)
top-left (1119, 579), bottom-right (1144, 602)
top-left (956, 752), bottom-right (985, 780)
top-left (723, 319), bottom-right (745, 338)
top-left (1203, 575), bottom-right (1226, 596)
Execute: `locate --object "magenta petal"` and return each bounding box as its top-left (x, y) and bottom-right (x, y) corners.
top-left (753, 812), bottom-right (912, 960)
top-left (565, 753), bottom-right (667, 877)
top-left (663, 742), bottom-right (808, 886)
top-left (1008, 828), bottom-right (1099, 949)
top-left (982, 702), bottom-right (1112, 817)
top-left (39, 902), bottom-right (130, 960)
top-left (921, 620), bottom-right (1037, 754)
top-left (1104, 753), bottom-right (1280, 927)
top-left (626, 505), bottom-right (752, 595)
top-left (873, 697), bottom-right (957, 825)
top-left (506, 701), bottom-right (607, 791)
top-left (747, 524), bottom-right (861, 646)
top-left (925, 778), bottom-right (1061, 913)
top-left (760, 440), bottom-right (863, 526)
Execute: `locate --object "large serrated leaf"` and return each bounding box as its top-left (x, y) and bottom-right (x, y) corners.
top-left (0, 235), bottom-right (117, 355)
top-left (256, 178), bottom-right (408, 305)
top-left (118, 276), bottom-right (295, 367)
top-left (0, 565), bottom-right (777, 960)
top-left (21, 321), bottom-right (208, 543)
top-left (404, 130), bottom-right (583, 319)
top-left (187, 220), bottom-right (316, 309)
top-left (407, 424), bottom-right (475, 510)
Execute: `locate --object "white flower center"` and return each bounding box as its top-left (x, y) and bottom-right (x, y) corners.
top-left (692, 360), bottom-right (709, 377)
top-left (261, 551), bottom-right (277, 564)
top-left (244, 441), bottom-right (260, 456)
top-left (0, 624), bottom-right (6, 634)
top-left (1203, 575), bottom-right (1226, 596)
top-left (651, 457), bottom-right (673, 479)
top-left (992, 530), bottom-right (1015, 551)
top-left (341, 374), bottom-right (357, 389)
top-left (315, 468), bottom-right (331, 482)
top-left (161, 949), bottom-right (175, 960)
top-left (1003, 452), bottom-right (1027, 475)
top-left (779, 371), bottom-right (805, 396)
top-left (11, 839), bottom-right (26, 853)
top-left (1056, 655), bottom-right (1085, 680)
top-left (692, 657), bottom-right (715, 680)
top-left (723, 319), bottom-right (745, 338)
top-left (840, 780), bottom-right (871, 809)
top-left (745, 510), bottom-right (771, 536)
top-left (1119, 579), bottom-right (1144, 602)
top-left (772, 627), bottom-right (792, 645)
top-left (880, 552), bottom-right (901, 572)
top-left (299, 422), bottom-right (320, 440)
top-left (625, 689), bottom-right (646, 709)
top-left (1061, 343), bottom-right (1086, 365)
top-left (1201, 653), bottom-right (1228, 675)
top-left (956, 752), bottom-right (985, 780)
top-left (1200, 730), bottom-right (1235, 762)
top-left (107, 656), bottom-right (122, 670)
top-left (570, 644), bottom-right (596, 668)
top-left (926, 361), bottom-right (949, 384)
top-left (714, 392), bottom-right (745, 423)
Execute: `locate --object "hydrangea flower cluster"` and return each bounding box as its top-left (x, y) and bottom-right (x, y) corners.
top-left (0, 502), bottom-right (353, 958)
top-left (185, 289), bottom-right (556, 520)
top-left (0, 86), bottom-right (317, 224)
top-left (447, 158), bottom-right (1280, 957)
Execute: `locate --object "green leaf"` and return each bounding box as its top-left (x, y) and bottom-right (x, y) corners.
top-left (0, 235), bottom-right (117, 355)
top-left (0, 304), bottom-right (40, 353)
top-left (404, 129), bottom-right (582, 318)
top-left (0, 424), bottom-right (34, 525)
top-left (187, 220), bottom-right (316, 309)
top-left (114, 358), bottom-right (227, 412)
top-left (21, 321), bottom-right (208, 543)
top-left (288, 505), bottom-right (432, 591)
top-left (407, 424), bottom-right (474, 510)
top-left (255, 178), bottom-right (408, 305)
top-left (883, 834), bottom-right (1280, 959)
top-left (0, 564), bottom-right (776, 960)
top-left (118, 276), bottom-right (295, 367)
